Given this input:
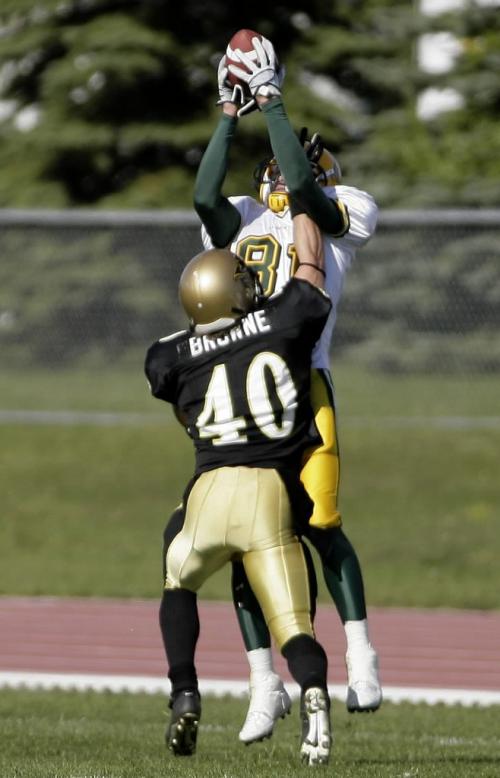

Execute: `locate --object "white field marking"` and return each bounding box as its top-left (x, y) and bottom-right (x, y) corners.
top-left (2, 409), bottom-right (500, 430)
top-left (1, 672), bottom-right (500, 707)
top-left (0, 410), bottom-right (166, 426)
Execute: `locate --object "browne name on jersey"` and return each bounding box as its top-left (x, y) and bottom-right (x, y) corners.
top-left (188, 309), bottom-right (271, 358)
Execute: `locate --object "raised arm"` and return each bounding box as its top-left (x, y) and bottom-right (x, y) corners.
top-left (192, 59), bottom-right (244, 248)
top-left (227, 37), bottom-right (348, 237)
top-left (259, 97), bottom-right (348, 237)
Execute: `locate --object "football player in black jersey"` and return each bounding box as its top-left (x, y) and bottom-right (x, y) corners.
top-left (145, 213), bottom-right (333, 765)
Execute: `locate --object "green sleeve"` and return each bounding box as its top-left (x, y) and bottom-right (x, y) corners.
top-left (193, 113), bottom-right (241, 248)
top-left (260, 99), bottom-right (348, 236)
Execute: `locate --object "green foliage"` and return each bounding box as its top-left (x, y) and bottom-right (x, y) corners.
top-left (0, 228), bottom-right (181, 366)
top-left (1, 215), bottom-right (498, 373)
top-left (0, 1), bottom-right (498, 207)
top-left (336, 229), bottom-right (500, 372)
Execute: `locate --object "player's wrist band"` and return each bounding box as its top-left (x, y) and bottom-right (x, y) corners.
top-left (298, 262), bottom-right (326, 277)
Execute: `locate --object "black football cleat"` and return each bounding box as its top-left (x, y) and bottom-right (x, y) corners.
top-left (166, 689), bottom-right (201, 756)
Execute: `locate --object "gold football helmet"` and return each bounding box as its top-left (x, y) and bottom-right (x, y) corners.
top-left (253, 127), bottom-right (342, 213)
top-left (179, 249), bottom-right (262, 333)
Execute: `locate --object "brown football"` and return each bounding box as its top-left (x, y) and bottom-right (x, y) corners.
top-left (225, 29), bottom-right (263, 87)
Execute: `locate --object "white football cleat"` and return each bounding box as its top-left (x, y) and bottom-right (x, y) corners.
top-left (300, 687), bottom-right (332, 766)
top-left (346, 644), bottom-right (382, 712)
top-left (239, 672), bottom-right (292, 744)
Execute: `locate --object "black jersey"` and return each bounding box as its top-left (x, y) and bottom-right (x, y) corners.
top-left (145, 278), bottom-right (331, 474)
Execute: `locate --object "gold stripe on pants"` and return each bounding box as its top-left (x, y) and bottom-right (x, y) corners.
top-left (165, 466), bottom-right (313, 649)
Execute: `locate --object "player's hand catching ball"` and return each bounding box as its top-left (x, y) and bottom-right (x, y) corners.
top-left (228, 36), bottom-right (283, 100)
top-left (217, 57), bottom-right (245, 106)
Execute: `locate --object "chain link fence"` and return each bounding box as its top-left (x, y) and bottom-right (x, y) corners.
top-left (1, 208), bottom-right (499, 379)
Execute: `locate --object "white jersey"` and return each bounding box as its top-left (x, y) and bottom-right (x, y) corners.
top-left (201, 184), bottom-right (378, 369)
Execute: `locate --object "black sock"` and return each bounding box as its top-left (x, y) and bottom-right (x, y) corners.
top-left (282, 634), bottom-right (328, 693)
top-left (159, 589), bottom-right (200, 696)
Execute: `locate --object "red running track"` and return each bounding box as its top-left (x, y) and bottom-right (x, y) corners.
top-left (1, 597), bottom-right (500, 692)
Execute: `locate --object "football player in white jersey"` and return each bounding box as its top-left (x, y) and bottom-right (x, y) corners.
top-left (201, 145), bottom-right (376, 380)
top-left (192, 35), bottom-right (382, 743)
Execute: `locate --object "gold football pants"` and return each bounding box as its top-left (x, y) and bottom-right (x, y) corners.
top-left (165, 466), bottom-right (314, 649)
top-left (300, 368), bottom-right (342, 529)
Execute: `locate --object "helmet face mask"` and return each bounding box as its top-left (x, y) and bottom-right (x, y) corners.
top-left (253, 158), bottom-right (287, 213)
top-left (179, 249), bottom-right (262, 334)
top-left (254, 128), bottom-right (341, 212)
top-left (253, 159), bottom-right (291, 213)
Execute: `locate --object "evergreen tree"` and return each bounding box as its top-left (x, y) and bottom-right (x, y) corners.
top-left (415, 3), bottom-right (500, 206)
top-left (350, 1), bottom-right (500, 206)
top-left (0, 0), bottom-right (498, 207)
top-left (0, 1), bottom-right (331, 206)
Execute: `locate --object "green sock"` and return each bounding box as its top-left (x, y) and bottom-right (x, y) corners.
top-left (308, 526), bottom-right (367, 623)
top-left (231, 561), bottom-right (271, 651)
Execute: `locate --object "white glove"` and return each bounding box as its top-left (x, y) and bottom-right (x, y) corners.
top-left (227, 36), bottom-right (283, 99)
top-left (217, 57), bottom-right (244, 105)
top-left (217, 56), bottom-right (257, 117)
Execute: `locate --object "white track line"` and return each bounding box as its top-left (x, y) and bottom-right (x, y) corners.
top-left (1, 671), bottom-right (499, 707)
top-left (2, 410), bottom-right (500, 430)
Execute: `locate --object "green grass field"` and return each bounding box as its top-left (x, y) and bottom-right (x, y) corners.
top-left (1, 689), bottom-right (499, 778)
top-left (2, 364), bottom-right (499, 606)
top-left (2, 366), bottom-right (500, 774)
